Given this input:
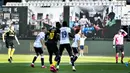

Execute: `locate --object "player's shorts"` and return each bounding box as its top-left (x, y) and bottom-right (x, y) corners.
top-left (80, 45), bottom-right (84, 50)
top-left (34, 47), bottom-right (43, 55)
top-left (5, 41), bottom-right (14, 48)
top-left (59, 44), bottom-right (73, 56)
top-left (46, 42), bottom-right (58, 55)
top-left (116, 45), bottom-right (124, 53)
top-left (72, 47), bottom-right (78, 54)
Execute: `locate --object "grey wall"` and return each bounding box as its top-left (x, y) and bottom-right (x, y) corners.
top-left (0, 40), bottom-right (130, 56)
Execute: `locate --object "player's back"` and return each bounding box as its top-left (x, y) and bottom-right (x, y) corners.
top-left (60, 27), bottom-right (71, 44)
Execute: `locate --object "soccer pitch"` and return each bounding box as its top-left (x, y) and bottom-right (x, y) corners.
top-left (0, 54), bottom-right (129, 73)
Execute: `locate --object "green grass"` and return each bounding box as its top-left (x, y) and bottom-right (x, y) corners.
top-left (0, 54), bottom-right (130, 73)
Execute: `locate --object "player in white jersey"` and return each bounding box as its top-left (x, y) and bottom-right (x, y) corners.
top-left (79, 33), bottom-right (87, 56)
top-left (71, 28), bottom-right (80, 63)
top-left (56, 21), bottom-right (76, 71)
top-left (31, 27), bottom-right (47, 68)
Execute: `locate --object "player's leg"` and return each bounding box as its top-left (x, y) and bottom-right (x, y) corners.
top-left (46, 43), bottom-right (53, 65)
top-left (72, 47), bottom-right (79, 62)
top-left (6, 41), bottom-right (12, 63)
top-left (53, 45), bottom-right (59, 66)
top-left (115, 45), bottom-right (120, 64)
top-left (56, 44), bottom-right (64, 70)
top-left (121, 45), bottom-right (124, 64)
top-left (31, 47), bottom-right (39, 67)
top-left (49, 45), bottom-right (59, 72)
top-left (39, 48), bottom-right (46, 68)
top-left (10, 42), bottom-right (15, 61)
top-left (66, 44), bottom-right (76, 71)
top-left (80, 46), bottom-right (84, 56)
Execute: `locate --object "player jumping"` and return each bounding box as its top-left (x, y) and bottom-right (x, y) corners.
top-left (113, 29), bottom-right (127, 64)
top-left (30, 27), bottom-right (47, 68)
top-left (2, 23), bottom-right (20, 63)
top-left (71, 28), bottom-right (80, 63)
top-left (56, 21), bottom-right (76, 71)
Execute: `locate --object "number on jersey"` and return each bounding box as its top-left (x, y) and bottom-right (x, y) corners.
top-left (61, 31), bottom-right (67, 39)
top-left (49, 32), bottom-right (54, 39)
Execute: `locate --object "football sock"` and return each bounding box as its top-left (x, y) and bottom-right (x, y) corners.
top-left (32, 56), bottom-right (38, 64)
top-left (116, 54), bottom-right (118, 63)
top-left (73, 56), bottom-right (78, 62)
top-left (41, 56), bottom-right (44, 66)
top-left (57, 56), bottom-right (61, 66)
top-left (10, 49), bottom-right (15, 57)
top-left (51, 61), bottom-right (57, 67)
top-left (49, 55), bottom-right (52, 65)
top-left (70, 56), bottom-right (75, 66)
top-left (121, 54), bottom-right (124, 61)
top-left (8, 48), bottom-right (11, 59)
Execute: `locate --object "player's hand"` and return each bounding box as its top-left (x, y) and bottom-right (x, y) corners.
top-left (18, 42), bottom-right (20, 45)
top-left (120, 29), bottom-right (124, 32)
top-left (113, 45), bottom-right (115, 48)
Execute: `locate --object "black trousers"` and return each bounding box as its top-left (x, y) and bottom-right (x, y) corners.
top-left (46, 42), bottom-right (59, 64)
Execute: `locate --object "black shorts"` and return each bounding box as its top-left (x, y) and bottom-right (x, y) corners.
top-left (5, 41), bottom-right (14, 48)
top-left (46, 43), bottom-right (58, 55)
top-left (59, 44), bottom-right (73, 56)
top-left (34, 47), bottom-right (43, 55)
top-left (72, 47), bottom-right (78, 54)
top-left (116, 45), bottom-right (124, 53)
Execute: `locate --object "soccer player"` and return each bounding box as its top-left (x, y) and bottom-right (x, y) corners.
top-left (2, 24), bottom-right (20, 63)
top-left (45, 26), bottom-right (60, 72)
top-left (31, 27), bottom-right (47, 68)
top-left (71, 28), bottom-right (80, 63)
top-left (56, 21), bottom-right (76, 71)
top-left (79, 33), bottom-right (87, 56)
top-left (125, 59), bottom-right (130, 67)
top-left (113, 29), bottom-right (127, 64)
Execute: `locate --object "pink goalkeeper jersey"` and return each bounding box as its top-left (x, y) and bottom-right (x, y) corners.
top-left (114, 34), bottom-right (126, 45)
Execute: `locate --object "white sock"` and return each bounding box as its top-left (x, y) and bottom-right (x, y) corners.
top-left (72, 66), bottom-right (75, 69)
top-left (57, 65), bottom-right (59, 69)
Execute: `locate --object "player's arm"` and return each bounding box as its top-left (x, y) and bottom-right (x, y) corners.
top-left (68, 28), bottom-right (74, 38)
top-left (14, 35), bottom-right (20, 45)
top-left (113, 35), bottom-right (116, 48)
top-left (120, 29), bottom-right (128, 36)
top-left (77, 39), bottom-right (80, 51)
top-left (40, 38), bottom-right (46, 49)
top-left (2, 31), bottom-right (7, 42)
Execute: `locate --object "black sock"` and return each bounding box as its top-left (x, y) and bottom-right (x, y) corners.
top-left (71, 57), bottom-right (75, 66)
top-left (57, 56), bottom-right (61, 66)
top-left (41, 58), bottom-right (44, 66)
top-left (32, 56), bottom-right (37, 63)
top-left (73, 56), bottom-right (78, 62)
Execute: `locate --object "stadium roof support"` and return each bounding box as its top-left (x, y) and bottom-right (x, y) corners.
top-left (5, 1), bottom-right (126, 7)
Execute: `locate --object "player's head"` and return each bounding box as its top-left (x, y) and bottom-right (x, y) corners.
top-left (41, 27), bottom-right (46, 32)
top-left (56, 22), bottom-right (61, 29)
top-left (83, 15), bottom-right (86, 18)
top-left (62, 21), bottom-right (68, 27)
top-left (118, 29), bottom-right (122, 35)
top-left (75, 28), bottom-right (80, 34)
